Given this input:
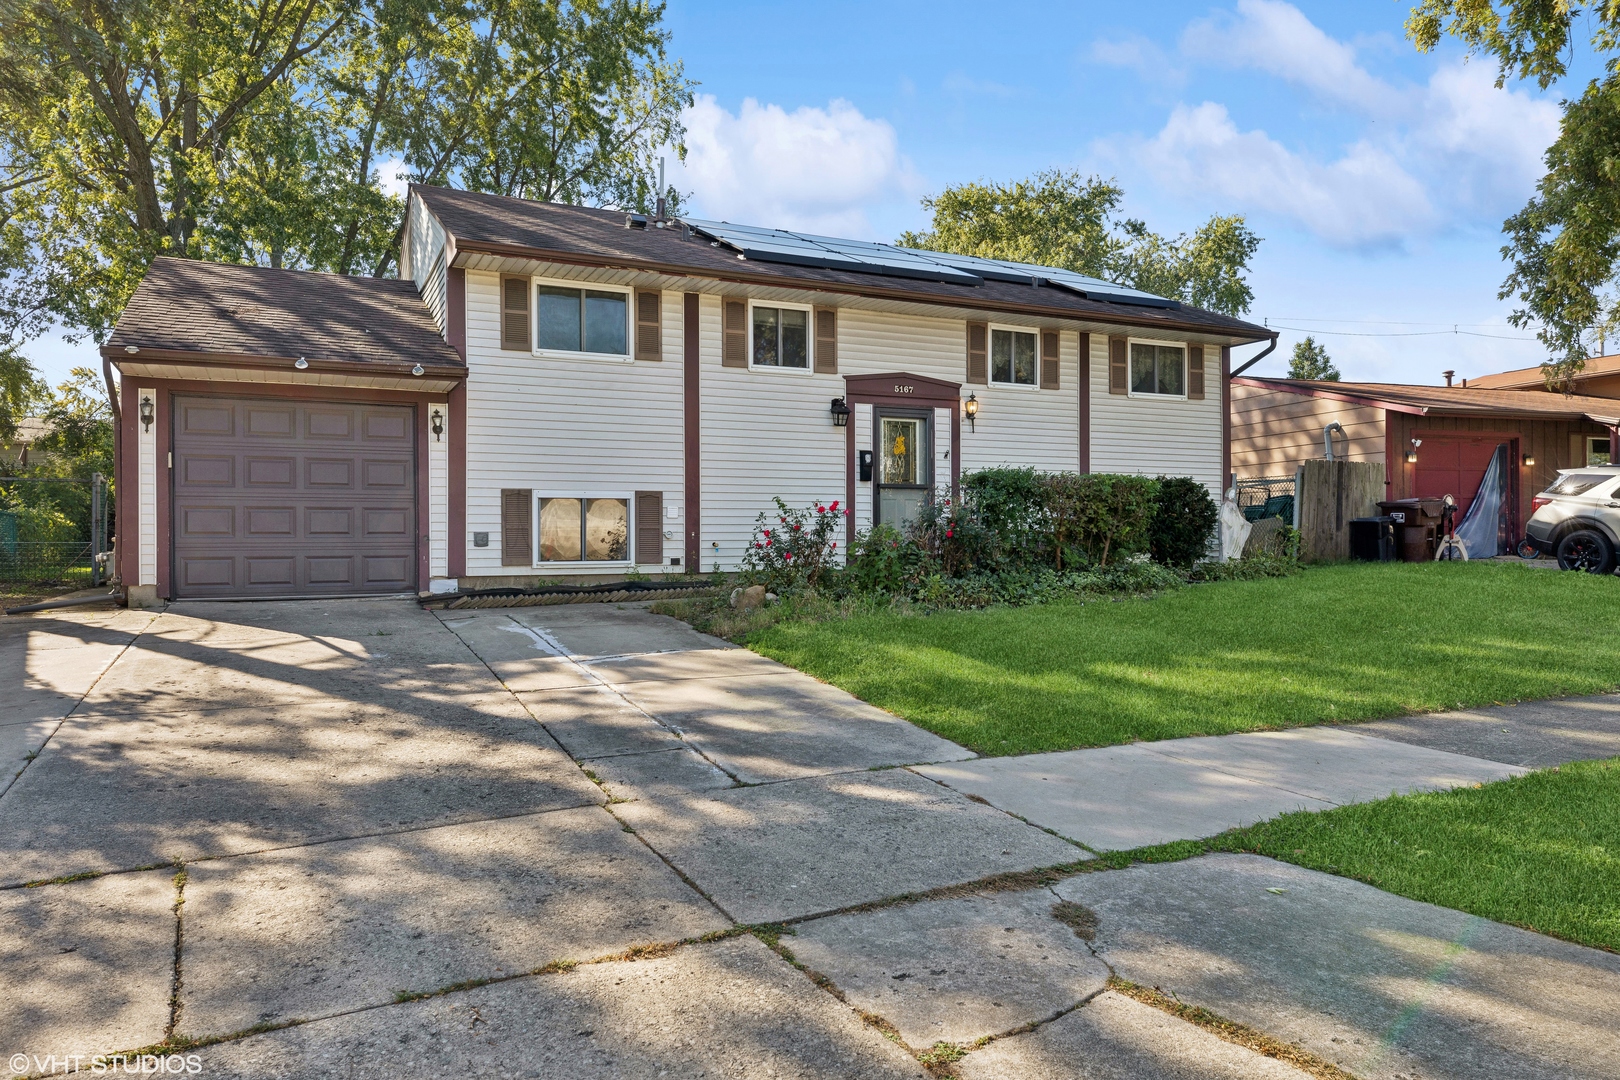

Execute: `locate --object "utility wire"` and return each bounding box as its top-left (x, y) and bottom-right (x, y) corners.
top-left (1262, 320), bottom-right (1539, 342)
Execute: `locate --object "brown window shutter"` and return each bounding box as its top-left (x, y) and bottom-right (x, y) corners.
top-left (634, 490), bottom-right (663, 565)
top-left (500, 277), bottom-right (530, 351)
top-left (1109, 337), bottom-right (1128, 394)
top-left (635, 290), bottom-right (662, 361)
top-left (722, 298), bottom-right (748, 367)
top-left (814, 307), bottom-right (838, 373)
top-left (1040, 330), bottom-right (1060, 390)
top-left (966, 322), bottom-right (988, 384)
top-left (500, 489), bottom-right (532, 566)
top-left (1187, 344), bottom-right (1205, 399)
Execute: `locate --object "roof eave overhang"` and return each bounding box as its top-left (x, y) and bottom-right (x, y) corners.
top-left (103, 345), bottom-right (465, 388)
top-left (447, 238), bottom-right (1272, 345)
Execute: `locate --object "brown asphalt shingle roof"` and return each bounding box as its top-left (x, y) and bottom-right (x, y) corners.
top-left (412, 186), bottom-right (1272, 341)
top-left (106, 257), bottom-right (464, 369)
top-left (1468, 354), bottom-right (1620, 390)
top-left (1237, 376), bottom-right (1620, 423)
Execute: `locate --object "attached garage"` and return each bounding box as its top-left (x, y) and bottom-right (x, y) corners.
top-left (106, 258), bottom-right (465, 602)
top-left (172, 396), bottom-right (419, 598)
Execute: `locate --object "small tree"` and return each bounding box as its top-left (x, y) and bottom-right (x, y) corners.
top-left (1288, 336), bottom-right (1340, 381)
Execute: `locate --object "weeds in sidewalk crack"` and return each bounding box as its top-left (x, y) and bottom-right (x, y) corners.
top-left (917, 1040), bottom-right (968, 1075)
top-left (1107, 976), bottom-right (1360, 1080)
top-left (165, 867), bottom-right (188, 1040)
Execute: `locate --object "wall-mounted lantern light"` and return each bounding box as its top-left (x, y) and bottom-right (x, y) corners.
top-left (963, 393), bottom-right (979, 432)
top-left (294, 357), bottom-right (309, 370)
top-left (1523, 453), bottom-right (1536, 467)
top-left (1405, 437), bottom-right (1421, 464)
top-left (139, 395), bottom-right (155, 433)
top-left (430, 408), bottom-right (445, 442)
top-left (829, 397), bottom-right (850, 427)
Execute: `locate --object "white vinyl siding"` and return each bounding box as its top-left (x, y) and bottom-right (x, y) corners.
top-left (428, 400), bottom-right (450, 579)
top-left (1089, 335), bottom-right (1224, 497)
top-left (463, 271), bottom-right (683, 577)
top-left (404, 196), bottom-right (449, 339)
top-left (138, 387), bottom-right (157, 586)
top-left (698, 294), bottom-right (845, 569)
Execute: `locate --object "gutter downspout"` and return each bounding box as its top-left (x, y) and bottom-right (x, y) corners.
top-left (1323, 421), bottom-right (1346, 461)
top-left (1230, 333), bottom-right (1280, 377)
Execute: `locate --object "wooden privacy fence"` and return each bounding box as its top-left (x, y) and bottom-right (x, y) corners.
top-left (1296, 459), bottom-right (1385, 562)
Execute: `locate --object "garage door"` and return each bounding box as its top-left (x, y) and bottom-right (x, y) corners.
top-left (172, 396), bottom-right (417, 598)
top-left (1413, 434), bottom-right (1506, 521)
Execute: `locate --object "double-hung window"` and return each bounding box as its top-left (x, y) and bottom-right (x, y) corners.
top-left (1130, 341), bottom-right (1186, 397)
top-left (535, 283), bottom-right (629, 358)
top-left (750, 303), bottom-right (810, 369)
top-left (990, 328), bottom-right (1037, 386)
top-left (538, 497), bottom-right (629, 562)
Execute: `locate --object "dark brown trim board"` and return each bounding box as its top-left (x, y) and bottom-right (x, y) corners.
top-left (449, 380), bottom-right (467, 578)
top-left (448, 266), bottom-right (468, 578)
top-left (1079, 332), bottom-right (1091, 473)
top-left (1221, 345), bottom-right (1231, 491)
top-left (447, 266), bottom-right (467, 361)
top-left (683, 292), bottom-right (701, 571)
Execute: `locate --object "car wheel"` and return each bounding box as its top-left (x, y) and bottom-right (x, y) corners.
top-left (1555, 529), bottom-right (1616, 574)
top-left (1516, 538), bottom-right (1542, 560)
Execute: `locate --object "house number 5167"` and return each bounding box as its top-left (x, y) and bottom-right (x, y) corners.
top-left (893, 384), bottom-right (914, 394)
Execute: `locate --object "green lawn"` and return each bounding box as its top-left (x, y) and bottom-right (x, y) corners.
top-left (1151, 758), bottom-right (1620, 952)
top-left (750, 561), bottom-right (1620, 756)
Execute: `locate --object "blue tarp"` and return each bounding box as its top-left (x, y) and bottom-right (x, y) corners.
top-left (1454, 443), bottom-right (1511, 557)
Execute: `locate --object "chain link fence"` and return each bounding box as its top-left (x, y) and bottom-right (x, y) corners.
top-left (1234, 474), bottom-right (1297, 524)
top-left (0, 475), bottom-right (110, 586)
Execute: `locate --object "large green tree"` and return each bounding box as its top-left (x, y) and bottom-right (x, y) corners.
top-left (0, 0), bottom-right (691, 349)
top-left (1408, 1), bottom-right (1620, 381)
top-left (897, 170), bottom-right (1262, 316)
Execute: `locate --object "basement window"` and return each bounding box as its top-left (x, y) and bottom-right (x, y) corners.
top-left (538, 497), bottom-right (629, 562)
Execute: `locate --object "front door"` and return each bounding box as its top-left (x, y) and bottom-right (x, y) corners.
top-left (875, 411), bottom-right (930, 529)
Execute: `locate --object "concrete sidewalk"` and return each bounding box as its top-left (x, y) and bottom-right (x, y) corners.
top-left (915, 726), bottom-right (1524, 851)
top-left (4, 598), bottom-right (1616, 1079)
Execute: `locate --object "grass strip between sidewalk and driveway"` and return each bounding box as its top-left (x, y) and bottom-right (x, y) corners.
top-left (748, 561), bottom-right (1620, 755)
top-left (1099, 757), bottom-right (1620, 953)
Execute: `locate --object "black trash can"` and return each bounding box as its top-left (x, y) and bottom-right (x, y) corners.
top-left (1349, 516), bottom-right (1397, 561)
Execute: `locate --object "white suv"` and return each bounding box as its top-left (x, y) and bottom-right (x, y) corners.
top-left (1524, 466), bottom-right (1620, 573)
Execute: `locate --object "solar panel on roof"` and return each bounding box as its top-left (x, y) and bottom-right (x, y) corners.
top-left (921, 251), bottom-right (1180, 308)
top-left (681, 217), bottom-right (1178, 304)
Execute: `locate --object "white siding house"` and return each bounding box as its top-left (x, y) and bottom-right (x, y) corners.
top-left (411, 187), bottom-right (1268, 585)
top-left (102, 186), bottom-right (1272, 600)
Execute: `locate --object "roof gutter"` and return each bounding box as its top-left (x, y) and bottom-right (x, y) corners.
top-left (1229, 333), bottom-right (1280, 377)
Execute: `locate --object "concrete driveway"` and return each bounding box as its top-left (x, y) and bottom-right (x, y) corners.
top-left (2, 598), bottom-right (1617, 1079)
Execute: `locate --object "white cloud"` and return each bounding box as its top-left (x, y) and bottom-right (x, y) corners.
top-left (1129, 102), bottom-right (1431, 246)
top-left (375, 156), bottom-right (411, 200)
top-left (1181, 0), bottom-right (1396, 112)
top-left (1410, 62), bottom-right (1558, 210)
top-left (1089, 35), bottom-right (1180, 84)
top-left (674, 94), bottom-right (922, 237)
top-left (1104, 3), bottom-right (1560, 246)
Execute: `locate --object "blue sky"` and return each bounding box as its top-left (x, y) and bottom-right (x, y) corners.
top-left (659, 0), bottom-right (1592, 383)
top-left (25, 0), bottom-right (1593, 387)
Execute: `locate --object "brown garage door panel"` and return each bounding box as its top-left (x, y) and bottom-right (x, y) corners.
top-left (172, 396), bottom-right (418, 598)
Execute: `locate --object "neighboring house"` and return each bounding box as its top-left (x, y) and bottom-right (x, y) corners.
top-left (103, 185), bottom-right (1271, 601)
top-left (1470, 353), bottom-right (1620, 400)
top-left (1229, 377), bottom-right (1620, 547)
top-left (1, 417), bottom-right (54, 467)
